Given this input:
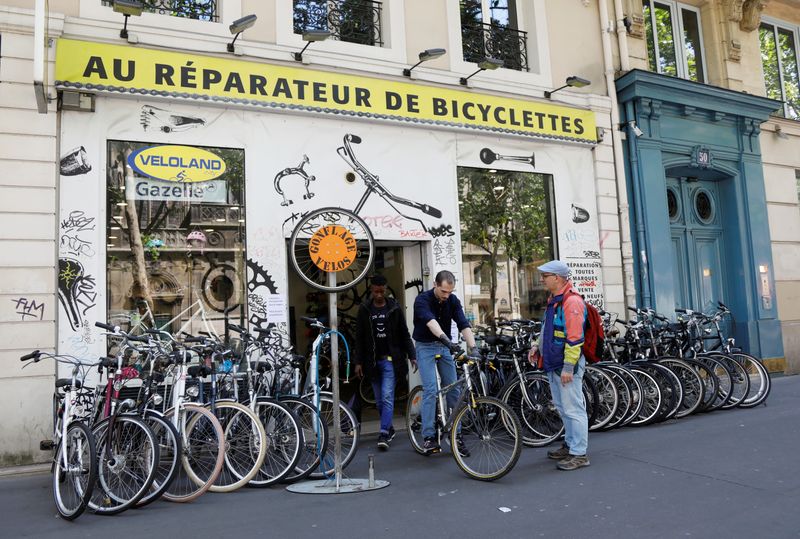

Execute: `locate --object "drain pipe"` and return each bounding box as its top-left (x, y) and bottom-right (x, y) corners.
top-left (613, 0), bottom-right (631, 72)
top-left (598, 0), bottom-right (637, 309)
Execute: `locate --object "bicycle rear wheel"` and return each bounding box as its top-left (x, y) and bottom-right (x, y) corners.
top-left (279, 396), bottom-right (329, 483)
top-left (733, 353), bottom-right (771, 408)
top-left (450, 396), bottom-right (522, 481)
top-left (90, 415), bottom-right (159, 515)
top-left (53, 421), bottom-right (97, 520)
top-left (500, 374), bottom-right (563, 447)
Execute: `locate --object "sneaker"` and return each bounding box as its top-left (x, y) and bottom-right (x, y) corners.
top-left (556, 454), bottom-right (590, 471)
top-left (377, 433), bottom-right (389, 451)
top-left (422, 437), bottom-right (441, 456)
top-left (386, 427), bottom-right (396, 443)
top-left (455, 434), bottom-right (470, 458)
top-left (547, 444), bottom-right (570, 460)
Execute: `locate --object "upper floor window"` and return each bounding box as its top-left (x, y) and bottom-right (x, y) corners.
top-left (101, 0), bottom-right (218, 22)
top-left (459, 0), bottom-right (528, 72)
top-left (760, 21), bottom-right (800, 119)
top-left (643, 0), bottom-right (706, 83)
top-left (293, 0), bottom-right (383, 47)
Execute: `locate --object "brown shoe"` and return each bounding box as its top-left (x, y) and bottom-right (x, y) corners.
top-left (557, 454), bottom-right (590, 471)
top-left (547, 444), bottom-right (570, 460)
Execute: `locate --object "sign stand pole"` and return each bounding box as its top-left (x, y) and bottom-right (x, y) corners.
top-left (286, 256), bottom-right (388, 494)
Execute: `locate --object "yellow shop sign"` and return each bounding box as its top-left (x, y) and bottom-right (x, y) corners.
top-left (55, 39), bottom-right (597, 144)
top-left (128, 145), bottom-right (226, 183)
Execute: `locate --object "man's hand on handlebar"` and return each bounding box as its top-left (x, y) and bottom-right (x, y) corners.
top-left (438, 334), bottom-right (462, 356)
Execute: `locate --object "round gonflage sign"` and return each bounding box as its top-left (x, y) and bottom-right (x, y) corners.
top-left (309, 225), bottom-right (357, 272)
top-left (289, 208), bottom-right (374, 292)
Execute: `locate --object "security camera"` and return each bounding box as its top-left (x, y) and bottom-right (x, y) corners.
top-left (629, 122), bottom-right (644, 137)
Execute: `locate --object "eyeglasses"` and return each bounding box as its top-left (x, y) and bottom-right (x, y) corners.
top-left (540, 273), bottom-right (556, 279)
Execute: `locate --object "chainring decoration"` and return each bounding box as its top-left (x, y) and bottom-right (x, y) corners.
top-left (289, 207), bottom-right (374, 293)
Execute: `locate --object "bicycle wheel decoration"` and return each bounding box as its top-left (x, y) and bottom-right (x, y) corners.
top-left (289, 207), bottom-right (374, 293)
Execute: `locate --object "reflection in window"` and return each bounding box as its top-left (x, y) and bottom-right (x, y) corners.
top-left (459, 0), bottom-right (528, 72)
top-left (293, 0), bottom-right (384, 47)
top-left (458, 167), bottom-right (555, 327)
top-left (643, 0), bottom-right (705, 83)
top-left (760, 22), bottom-right (800, 119)
top-left (106, 141), bottom-right (246, 340)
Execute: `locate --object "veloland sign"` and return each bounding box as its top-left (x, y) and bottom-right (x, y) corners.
top-left (128, 145), bottom-right (226, 183)
top-left (55, 39), bottom-right (597, 144)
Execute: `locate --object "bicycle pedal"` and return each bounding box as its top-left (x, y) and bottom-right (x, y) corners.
top-left (40, 440), bottom-right (55, 451)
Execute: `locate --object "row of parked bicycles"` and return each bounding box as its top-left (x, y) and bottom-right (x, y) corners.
top-left (448, 301), bottom-right (771, 453)
top-left (23, 316), bottom-right (364, 520)
top-left (25, 300), bottom-right (770, 519)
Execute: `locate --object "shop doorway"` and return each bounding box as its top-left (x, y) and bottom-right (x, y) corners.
top-left (286, 240), bottom-right (426, 432)
top-left (667, 177), bottom-right (728, 312)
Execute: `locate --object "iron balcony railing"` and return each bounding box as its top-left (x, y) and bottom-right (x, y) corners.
top-left (461, 21), bottom-right (529, 72)
top-left (294, 0), bottom-right (383, 47)
top-left (102, 0), bottom-right (217, 22)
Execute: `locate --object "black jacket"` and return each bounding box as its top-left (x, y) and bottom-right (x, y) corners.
top-left (355, 297), bottom-right (416, 378)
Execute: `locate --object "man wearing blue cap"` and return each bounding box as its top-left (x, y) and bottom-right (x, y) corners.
top-left (528, 260), bottom-right (590, 470)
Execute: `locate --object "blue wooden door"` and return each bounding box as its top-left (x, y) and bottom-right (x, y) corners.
top-left (666, 177), bottom-right (726, 312)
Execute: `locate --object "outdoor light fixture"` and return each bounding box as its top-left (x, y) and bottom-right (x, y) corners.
top-left (403, 48), bottom-right (447, 77)
top-left (112, 0), bottom-right (143, 40)
top-left (544, 75), bottom-right (591, 99)
top-left (460, 57), bottom-right (504, 86)
top-left (228, 14), bottom-right (257, 53)
top-left (293, 30), bottom-right (332, 62)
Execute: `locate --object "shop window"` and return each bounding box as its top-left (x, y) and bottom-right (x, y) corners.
top-left (101, 0), bottom-right (218, 21)
top-left (760, 21), bottom-right (800, 119)
top-left (458, 167), bottom-right (555, 327)
top-left (643, 0), bottom-right (706, 83)
top-left (106, 141), bottom-right (246, 339)
top-left (459, 0), bottom-right (528, 72)
top-left (294, 0), bottom-right (384, 47)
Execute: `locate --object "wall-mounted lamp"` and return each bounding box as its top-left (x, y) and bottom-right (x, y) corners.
top-left (112, 0), bottom-right (143, 40)
top-left (228, 14), bottom-right (257, 53)
top-left (775, 124), bottom-right (789, 140)
top-left (403, 48), bottom-right (446, 77)
top-left (459, 57), bottom-right (504, 86)
top-left (293, 30), bottom-right (332, 62)
top-left (544, 76), bottom-right (591, 99)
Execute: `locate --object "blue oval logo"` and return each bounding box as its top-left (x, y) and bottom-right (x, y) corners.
top-left (128, 145), bottom-right (226, 183)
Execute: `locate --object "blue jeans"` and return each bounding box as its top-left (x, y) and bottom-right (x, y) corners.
top-left (416, 341), bottom-right (459, 439)
top-left (371, 358), bottom-right (396, 434)
top-left (546, 357), bottom-right (588, 456)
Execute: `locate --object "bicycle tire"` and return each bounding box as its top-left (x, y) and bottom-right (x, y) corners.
top-left (632, 362), bottom-right (679, 423)
top-left (405, 385), bottom-right (427, 454)
top-left (684, 358), bottom-right (719, 413)
top-left (732, 353), bottom-right (771, 408)
top-left (601, 363), bottom-right (644, 427)
top-left (658, 358), bottom-right (704, 418)
top-left (207, 401), bottom-right (267, 492)
top-left (595, 365), bottom-right (632, 430)
top-left (652, 362), bottom-right (685, 420)
top-left (583, 375), bottom-right (600, 427)
top-left (247, 398), bottom-right (301, 487)
top-left (585, 365), bottom-right (619, 431)
top-left (499, 374), bottom-right (563, 447)
top-left (708, 353), bottom-right (750, 409)
top-left (308, 392), bottom-right (360, 479)
top-left (53, 421), bottom-right (97, 521)
top-left (697, 354), bottom-right (733, 412)
top-left (450, 396), bottom-right (522, 481)
top-left (278, 396), bottom-right (329, 483)
top-left (89, 415), bottom-right (159, 515)
top-left (628, 366), bottom-right (662, 426)
top-left (162, 404), bottom-right (225, 503)
top-left (136, 410), bottom-right (181, 507)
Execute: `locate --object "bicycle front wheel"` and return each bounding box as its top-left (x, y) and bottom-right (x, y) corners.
top-left (249, 398), bottom-right (302, 487)
top-left (53, 421), bottom-right (97, 520)
top-left (450, 396), bottom-right (522, 481)
top-left (208, 401), bottom-right (267, 493)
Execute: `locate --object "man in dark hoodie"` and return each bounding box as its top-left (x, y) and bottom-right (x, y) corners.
top-left (354, 274), bottom-right (417, 450)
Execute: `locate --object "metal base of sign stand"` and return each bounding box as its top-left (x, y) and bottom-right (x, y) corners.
top-left (286, 477), bottom-right (390, 495)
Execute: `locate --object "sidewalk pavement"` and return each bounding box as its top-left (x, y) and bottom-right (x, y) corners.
top-left (2, 375), bottom-right (799, 538)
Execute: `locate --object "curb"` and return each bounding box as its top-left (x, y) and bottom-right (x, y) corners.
top-left (0, 463), bottom-right (49, 478)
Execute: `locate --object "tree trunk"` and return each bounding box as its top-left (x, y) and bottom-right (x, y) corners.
top-left (120, 156), bottom-right (154, 313)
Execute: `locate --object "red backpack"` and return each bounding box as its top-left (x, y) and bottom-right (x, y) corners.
top-left (562, 289), bottom-right (605, 364)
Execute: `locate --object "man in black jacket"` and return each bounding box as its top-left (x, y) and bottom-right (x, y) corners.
top-left (354, 274), bottom-right (417, 450)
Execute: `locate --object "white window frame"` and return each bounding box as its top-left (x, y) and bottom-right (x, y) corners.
top-left (761, 16), bottom-right (800, 119)
top-left (472, 0), bottom-right (519, 27)
top-left (644, 0), bottom-right (708, 83)
top-left (445, 0), bottom-right (552, 92)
